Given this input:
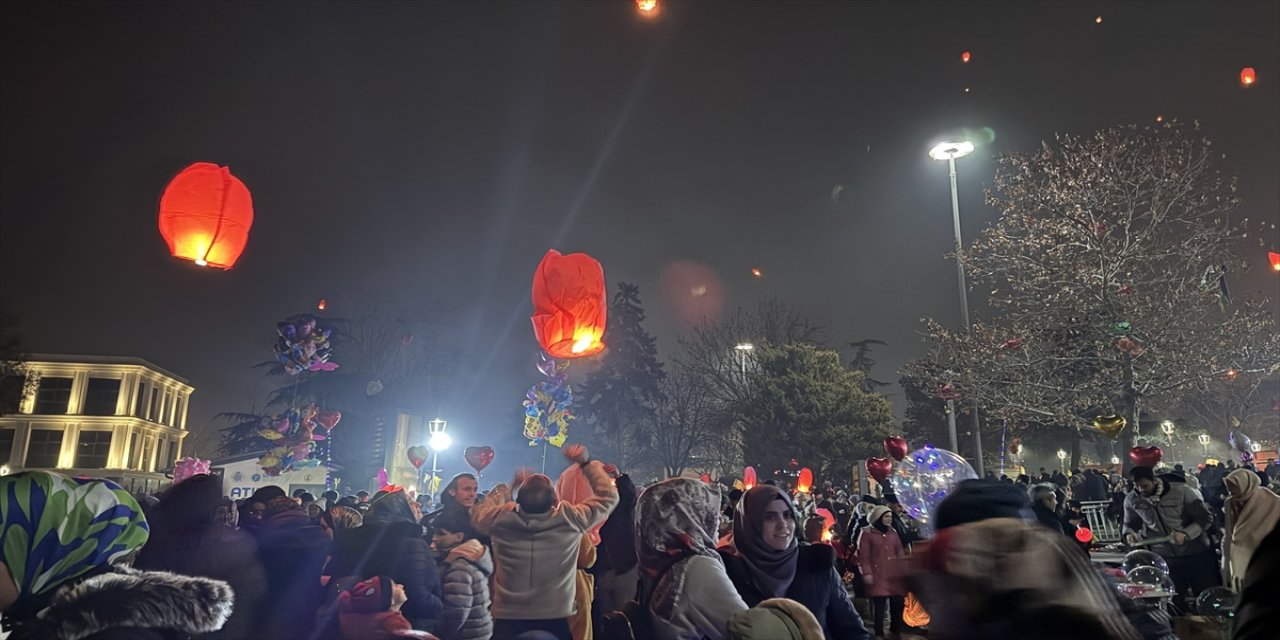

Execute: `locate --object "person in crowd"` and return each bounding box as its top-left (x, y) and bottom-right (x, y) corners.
top-left (327, 488), bottom-right (443, 632)
top-left (1038, 468), bottom-right (1051, 483)
top-left (1031, 484), bottom-right (1065, 535)
top-left (133, 473), bottom-right (267, 640)
top-left (327, 505), bottom-right (364, 537)
top-left (322, 489), bottom-right (340, 505)
top-left (471, 444), bottom-right (617, 640)
top-left (882, 496), bottom-right (919, 552)
top-left (1123, 465), bottom-right (1217, 606)
top-left (357, 490), bottom-right (371, 504)
top-left (590, 468), bottom-right (639, 621)
top-left (912, 479), bottom-right (1139, 640)
top-left (0, 471), bottom-right (233, 640)
top-left (431, 510), bottom-right (494, 640)
top-left (1233, 524), bottom-right (1279, 640)
top-left (856, 506), bottom-right (906, 640)
top-left (555, 458), bottom-right (613, 640)
top-left (240, 485), bottom-right (287, 534)
top-left (803, 516), bottom-right (828, 545)
top-left (720, 485), bottom-right (868, 640)
top-left (254, 496), bottom-right (332, 639)
top-left (638, 477), bottom-right (748, 640)
top-left (427, 473), bottom-right (481, 535)
top-left (336, 575), bottom-right (413, 640)
top-left (1016, 474), bottom-right (1032, 487)
top-left (727, 598), bottom-right (825, 640)
top-left (1221, 468), bottom-right (1280, 592)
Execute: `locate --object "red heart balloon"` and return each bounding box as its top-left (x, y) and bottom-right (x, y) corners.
top-left (1128, 446), bottom-right (1163, 468)
top-left (316, 410), bottom-right (342, 431)
top-left (464, 446), bottom-right (495, 472)
top-left (883, 436), bottom-right (909, 461)
top-left (407, 445), bottom-right (429, 469)
top-left (866, 457), bottom-right (893, 483)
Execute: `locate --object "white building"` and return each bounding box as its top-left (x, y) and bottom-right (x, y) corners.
top-left (0, 354), bottom-right (192, 495)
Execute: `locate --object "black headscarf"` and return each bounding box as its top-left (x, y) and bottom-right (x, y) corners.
top-left (733, 485), bottom-right (799, 598)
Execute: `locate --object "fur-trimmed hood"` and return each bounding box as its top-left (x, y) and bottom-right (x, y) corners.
top-left (21, 566), bottom-right (233, 640)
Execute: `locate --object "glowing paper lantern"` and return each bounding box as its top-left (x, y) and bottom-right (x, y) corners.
top-left (158, 162), bottom-right (254, 269)
top-left (636, 0), bottom-right (657, 13)
top-left (1240, 67), bottom-right (1256, 87)
top-left (961, 51), bottom-right (971, 63)
top-left (1268, 251), bottom-right (1280, 271)
top-left (796, 468), bottom-right (813, 493)
top-left (903, 593), bottom-right (931, 627)
top-left (743, 466), bottom-right (757, 490)
top-left (751, 267), bottom-right (763, 278)
top-left (317, 298), bottom-right (327, 310)
top-left (531, 250), bottom-right (607, 359)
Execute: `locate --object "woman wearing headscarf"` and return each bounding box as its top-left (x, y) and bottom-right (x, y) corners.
top-left (638, 477), bottom-right (748, 640)
top-left (133, 474), bottom-right (267, 640)
top-left (719, 486), bottom-right (868, 640)
top-left (855, 506), bottom-right (906, 639)
top-left (0, 471), bottom-right (233, 640)
top-left (326, 488), bottom-right (443, 632)
top-left (1221, 468), bottom-right (1280, 592)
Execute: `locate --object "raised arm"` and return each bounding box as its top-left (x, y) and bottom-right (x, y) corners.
top-left (560, 445), bottom-right (619, 531)
top-left (471, 482), bottom-right (514, 535)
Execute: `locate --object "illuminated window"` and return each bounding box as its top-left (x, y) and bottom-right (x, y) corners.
top-left (25, 430), bottom-right (64, 468)
top-left (33, 378), bottom-right (73, 414)
top-left (83, 378), bottom-right (121, 416)
top-left (75, 431), bottom-right (113, 469)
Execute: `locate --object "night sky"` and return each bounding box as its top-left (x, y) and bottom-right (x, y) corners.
top-left (3, 2), bottom-right (1277, 477)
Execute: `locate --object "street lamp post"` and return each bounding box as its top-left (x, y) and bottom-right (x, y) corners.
top-left (1198, 433), bottom-right (1211, 460)
top-left (1057, 449), bottom-right (1067, 473)
top-left (1161, 420), bottom-right (1175, 461)
top-left (735, 343), bottom-right (754, 379)
top-left (930, 140), bottom-right (983, 476)
top-left (427, 418), bottom-right (451, 497)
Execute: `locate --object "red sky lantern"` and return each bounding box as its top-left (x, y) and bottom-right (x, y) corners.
top-left (796, 467), bottom-right (814, 493)
top-left (531, 249), bottom-right (607, 359)
top-left (743, 466), bottom-right (757, 490)
top-left (157, 162), bottom-right (253, 269)
top-left (1240, 67), bottom-right (1256, 87)
top-left (1268, 251), bottom-right (1280, 271)
top-left (317, 298), bottom-right (327, 311)
top-left (961, 51), bottom-right (971, 63)
top-left (636, 0), bottom-right (657, 14)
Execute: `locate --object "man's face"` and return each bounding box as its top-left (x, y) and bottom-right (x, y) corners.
top-left (888, 502), bottom-right (903, 515)
top-left (1135, 478), bottom-right (1157, 496)
top-left (432, 529), bottom-right (464, 552)
top-left (450, 477), bottom-right (479, 509)
top-left (1041, 493), bottom-right (1058, 511)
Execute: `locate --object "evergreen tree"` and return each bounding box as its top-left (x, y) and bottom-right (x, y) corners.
top-left (578, 282), bottom-right (666, 472)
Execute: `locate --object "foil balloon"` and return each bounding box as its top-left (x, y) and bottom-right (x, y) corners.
top-left (316, 410), bottom-right (342, 430)
top-left (1094, 415), bottom-right (1127, 439)
top-left (883, 436), bottom-right (909, 461)
top-left (743, 466), bottom-right (758, 490)
top-left (866, 457), bottom-right (893, 483)
top-left (274, 315), bottom-right (339, 376)
top-left (1229, 431), bottom-right (1255, 465)
top-left (173, 457), bottom-right (211, 485)
top-left (1128, 446), bottom-right (1163, 468)
top-left (377, 468), bottom-right (389, 489)
top-left (464, 446), bottom-right (495, 473)
top-left (700, 473), bottom-right (712, 484)
top-left (523, 352), bottom-right (573, 448)
top-left (887, 446), bottom-right (978, 538)
top-left (406, 445), bottom-right (429, 470)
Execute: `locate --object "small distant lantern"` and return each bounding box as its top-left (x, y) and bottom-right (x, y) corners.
top-left (1240, 67), bottom-right (1256, 87)
top-left (796, 468), bottom-right (814, 493)
top-left (1268, 251), bottom-right (1280, 271)
top-left (636, 0), bottom-right (657, 14)
top-left (157, 162), bottom-right (254, 269)
top-left (1095, 16), bottom-right (1103, 24)
top-left (530, 250), bottom-right (607, 359)
top-left (317, 298), bottom-right (327, 311)
top-left (961, 51), bottom-right (971, 63)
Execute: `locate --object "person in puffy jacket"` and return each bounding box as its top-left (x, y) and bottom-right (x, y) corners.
top-left (855, 506), bottom-right (906, 639)
top-left (431, 509), bottom-right (494, 640)
top-left (1123, 466), bottom-right (1217, 606)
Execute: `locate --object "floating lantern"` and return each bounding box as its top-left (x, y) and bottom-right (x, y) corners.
top-left (157, 162), bottom-right (253, 269)
top-left (961, 51), bottom-right (971, 63)
top-left (531, 250), bottom-right (607, 359)
top-left (1240, 67), bottom-right (1256, 87)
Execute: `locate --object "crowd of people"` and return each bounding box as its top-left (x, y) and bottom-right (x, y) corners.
top-left (1, 448), bottom-right (1276, 640)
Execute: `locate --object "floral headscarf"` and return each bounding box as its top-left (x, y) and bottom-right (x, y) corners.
top-left (0, 471), bottom-right (149, 601)
top-left (637, 478), bottom-right (725, 621)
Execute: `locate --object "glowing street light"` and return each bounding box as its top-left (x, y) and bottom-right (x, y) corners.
top-left (426, 418), bottom-right (450, 494)
top-left (1251, 442), bottom-right (1262, 453)
top-left (930, 138), bottom-right (982, 475)
top-left (735, 343), bottom-right (754, 378)
top-left (1198, 433), bottom-right (1211, 459)
top-left (1057, 449), bottom-right (1068, 472)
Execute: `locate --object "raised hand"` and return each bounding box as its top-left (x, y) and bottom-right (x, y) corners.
top-left (562, 444), bottom-right (589, 464)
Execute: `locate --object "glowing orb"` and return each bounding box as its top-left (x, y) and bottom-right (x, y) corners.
top-left (637, 0), bottom-right (657, 13)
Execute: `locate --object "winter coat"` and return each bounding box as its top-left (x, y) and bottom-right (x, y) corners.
top-left (1123, 475), bottom-right (1213, 557)
top-left (4, 566), bottom-right (233, 640)
top-left (855, 526), bottom-right (906, 598)
top-left (254, 510), bottom-right (331, 640)
top-left (570, 535), bottom-right (597, 640)
top-left (592, 473), bottom-right (639, 575)
top-left (471, 460), bottom-right (618, 621)
top-left (133, 523), bottom-right (267, 640)
top-left (326, 520), bottom-right (444, 631)
top-left (434, 539), bottom-right (495, 640)
top-left (1032, 503), bottom-right (1066, 535)
top-left (722, 544), bottom-right (870, 640)
top-left (647, 554), bottom-right (748, 640)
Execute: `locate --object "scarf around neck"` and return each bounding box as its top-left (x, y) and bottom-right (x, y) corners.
top-left (733, 485), bottom-right (799, 598)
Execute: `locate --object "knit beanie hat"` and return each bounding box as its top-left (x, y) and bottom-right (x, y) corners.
top-left (342, 576), bottom-right (392, 614)
top-left (933, 479), bottom-right (1031, 531)
top-left (728, 598), bottom-right (824, 640)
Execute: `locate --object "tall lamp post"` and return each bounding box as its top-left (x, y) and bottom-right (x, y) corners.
top-left (1161, 420), bottom-right (1176, 461)
top-left (929, 140), bottom-right (984, 476)
top-left (427, 418), bottom-right (451, 497)
top-left (735, 343), bottom-right (754, 379)
top-left (1198, 433), bottom-right (1211, 460)
top-left (1057, 449), bottom-right (1067, 473)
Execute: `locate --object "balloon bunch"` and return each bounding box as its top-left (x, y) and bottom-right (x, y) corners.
top-left (523, 352), bottom-right (572, 448)
top-left (274, 315), bottom-right (339, 375)
top-left (256, 403), bottom-right (341, 476)
top-left (173, 457), bottom-right (211, 485)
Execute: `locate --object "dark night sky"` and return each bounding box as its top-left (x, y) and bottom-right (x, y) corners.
top-left (3, 1), bottom-right (1278, 477)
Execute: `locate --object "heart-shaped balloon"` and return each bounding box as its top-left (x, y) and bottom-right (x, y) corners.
top-left (883, 436), bottom-right (909, 461)
top-left (1128, 446), bottom-right (1163, 468)
top-left (699, 473), bottom-right (712, 484)
top-left (866, 457), bottom-right (893, 483)
top-left (316, 410), bottom-right (342, 430)
top-left (1093, 415), bottom-right (1127, 439)
top-left (464, 446), bottom-right (495, 472)
top-left (407, 445), bottom-right (429, 469)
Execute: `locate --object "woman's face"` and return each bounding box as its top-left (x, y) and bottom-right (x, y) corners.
top-left (880, 511), bottom-right (893, 526)
top-left (761, 498), bottom-right (795, 551)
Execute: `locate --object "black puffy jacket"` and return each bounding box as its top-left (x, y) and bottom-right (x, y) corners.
top-left (326, 520), bottom-right (443, 631)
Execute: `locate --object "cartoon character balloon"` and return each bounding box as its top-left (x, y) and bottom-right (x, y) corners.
top-left (887, 446), bottom-right (978, 537)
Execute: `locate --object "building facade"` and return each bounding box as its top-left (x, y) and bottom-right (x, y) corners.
top-left (0, 354), bottom-right (192, 495)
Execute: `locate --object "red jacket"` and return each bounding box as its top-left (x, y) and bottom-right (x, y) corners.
top-left (855, 526), bottom-right (906, 597)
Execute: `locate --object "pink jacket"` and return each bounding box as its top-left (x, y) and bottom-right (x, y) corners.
top-left (856, 526), bottom-right (906, 597)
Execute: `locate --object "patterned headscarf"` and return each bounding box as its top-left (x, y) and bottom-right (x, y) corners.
top-left (637, 478), bottom-right (726, 621)
top-left (0, 471), bottom-right (149, 601)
